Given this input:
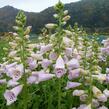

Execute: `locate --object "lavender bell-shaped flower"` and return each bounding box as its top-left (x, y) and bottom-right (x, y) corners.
top-left (6, 64), bottom-right (24, 81)
top-left (41, 59), bottom-right (51, 69)
top-left (98, 106), bottom-right (108, 109)
top-left (27, 57), bottom-right (37, 70)
top-left (55, 55), bottom-right (65, 78)
top-left (0, 79), bottom-right (7, 84)
top-left (49, 52), bottom-right (58, 60)
top-left (64, 47), bottom-right (73, 57)
top-left (72, 90), bottom-right (85, 96)
top-left (63, 55), bottom-right (69, 64)
top-left (78, 104), bottom-right (91, 109)
top-left (35, 73), bottom-right (55, 84)
top-left (106, 68), bottom-right (109, 83)
top-left (28, 71), bottom-right (55, 84)
top-left (27, 75), bottom-right (37, 84)
top-left (102, 38), bottom-right (109, 47)
top-left (92, 86), bottom-right (107, 102)
top-left (7, 80), bottom-right (19, 87)
top-left (4, 85), bottom-right (23, 105)
top-left (67, 58), bottom-right (80, 70)
top-left (101, 47), bottom-right (109, 55)
top-left (40, 44), bottom-right (52, 54)
top-left (103, 89), bottom-right (109, 98)
top-left (63, 37), bottom-right (72, 47)
top-left (68, 69), bottom-right (80, 80)
top-left (65, 81), bottom-right (81, 90)
top-left (5, 62), bottom-right (17, 71)
top-left (31, 53), bottom-right (43, 61)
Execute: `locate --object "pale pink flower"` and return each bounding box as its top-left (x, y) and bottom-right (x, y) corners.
top-left (78, 104), bottom-right (91, 109)
top-left (101, 47), bottom-right (109, 55)
top-left (27, 57), bottom-right (37, 70)
top-left (63, 37), bottom-right (73, 47)
top-left (80, 94), bottom-right (88, 102)
top-left (7, 80), bottom-right (19, 87)
top-left (97, 106), bottom-right (108, 109)
top-left (106, 68), bottom-right (109, 83)
top-left (92, 99), bottom-right (99, 108)
top-left (4, 85), bottom-right (23, 105)
top-left (55, 56), bottom-right (65, 78)
top-left (97, 94), bottom-right (107, 102)
top-left (49, 52), bottom-right (58, 60)
top-left (103, 89), bottom-right (109, 98)
top-left (65, 81), bottom-right (81, 90)
top-left (5, 62), bottom-right (17, 70)
top-left (72, 90), bottom-right (85, 96)
top-left (72, 108), bottom-right (76, 109)
top-left (29, 71), bottom-right (55, 84)
top-left (35, 73), bottom-right (55, 84)
top-left (106, 73), bottom-right (109, 83)
top-left (92, 74), bottom-right (106, 83)
top-left (31, 53), bottom-right (43, 60)
top-left (27, 76), bottom-right (37, 84)
top-left (40, 44), bottom-right (52, 54)
top-left (28, 44), bottom-right (37, 49)
top-left (68, 69), bottom-right (80, 80)
top-left (0, 79), bottom-right (6, 84)
top-left (67, 58), bottom-right (80, 70)
top-left (63, 55), bottom-right (69, 64)
top-left (106, 68), bottom-right (109, 74)
top-left (64, 48), bottom-right (73, 57)
top-left (6, 64), bottom-right (24, 81)
top-left (73, 49), bottom-right (81, 60)
top-left (92, 86), bottom-right (107, 102)
top-left (102, 38), bottom-right (109, 47)
top-left (92, 86), bottom-right (102, 96)
top-left (41, 59), bottom-right (51, 69)
top-left (9, 51), bottom-right (17, 57)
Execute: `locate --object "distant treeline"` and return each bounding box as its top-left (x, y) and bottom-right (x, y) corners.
top-left (0, 0), bottom-right (109, 34)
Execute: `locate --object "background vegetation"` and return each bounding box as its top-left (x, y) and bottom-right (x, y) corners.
top-left (0, 0), bottom-right (109, 34)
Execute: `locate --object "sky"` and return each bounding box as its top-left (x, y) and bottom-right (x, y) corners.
top-left (0, 0), bottom-right (80, 12)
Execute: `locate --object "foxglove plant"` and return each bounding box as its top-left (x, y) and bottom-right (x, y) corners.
top-left (1, 1), bottom-right (109, 109)
top-left (0, 11), bottom-right (33, 108)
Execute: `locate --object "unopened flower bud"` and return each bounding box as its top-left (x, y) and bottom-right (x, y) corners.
top-left (62, 21), bottom-right (66, 26)
top-left (3, 48), bottom-right (8, 51)
top-left (24, 35), bottom-right (30, 39)
top-left (24, 26), bottom-right (32, 35)
top-left (53, 14), bottom-right (58, 18)
top-left (62, 15), bottom-right (71, 21)
top-left (13, 26), bottom-right (19, 31)
top-left (16, 20), bottom-right (23, 26)
top-left (45, 23), bottom-right (57, 29)
top-left (64, 30), bottom-right (72, 36)
top-left (64, 10), bottom-right (68, 15)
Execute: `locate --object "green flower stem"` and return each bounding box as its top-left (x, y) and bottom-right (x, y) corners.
top-left (20, 30), bottom-right (28, 109)
top-left (56, 8), bottom-right (63, 109)
top-left (58, 79), bottom-right (61, 109)
top-left (89, 36), bottom-right (98, 108)
top-left (47, 81), bottom-right (52, 109)
top-left (89, 70), bottom-right (93, 105)
top-left (82, 34), bottom-right (88, 82)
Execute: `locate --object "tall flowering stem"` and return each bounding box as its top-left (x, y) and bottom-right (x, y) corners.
top-left (14, 11), bottom-right (30, 109)
top-left (45, 1), bottom-right (71, 108)
top-left (54, 1), bottom-right (66, 109)
top-left (55, 1), bottom-right (64, 109)
top-left (89, 35), bottom-right (99, 107)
